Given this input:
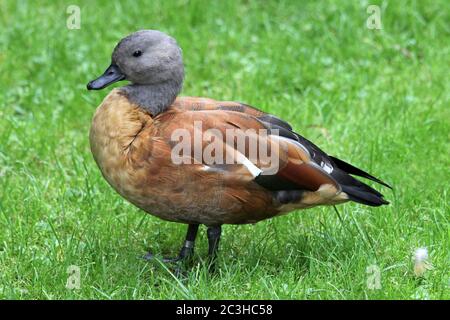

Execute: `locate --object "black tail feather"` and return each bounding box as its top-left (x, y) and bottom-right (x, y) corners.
top-left (329, 156), bottom-right (392, 189)
top-left (341, 185), bottom-right (389, 207)
top-left (329, 156), bottom-right (391, 207)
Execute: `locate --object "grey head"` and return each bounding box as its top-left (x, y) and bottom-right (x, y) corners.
top-left (87, 30), bottom-right (184, 115)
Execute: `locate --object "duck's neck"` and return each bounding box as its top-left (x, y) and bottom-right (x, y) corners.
top-left (120, 79), bottom-right (183, 116)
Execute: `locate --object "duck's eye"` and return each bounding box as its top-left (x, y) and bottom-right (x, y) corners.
top-left (132, 50), bottom-right (142, 57)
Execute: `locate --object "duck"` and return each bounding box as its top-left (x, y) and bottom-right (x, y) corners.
top-left (87, 30), bottom-right (391, 263)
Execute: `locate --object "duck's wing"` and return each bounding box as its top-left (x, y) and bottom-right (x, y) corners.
top-left (160, 100), bottom-right (390, 207)
top-left (167, 98), bottom-right (391, 207)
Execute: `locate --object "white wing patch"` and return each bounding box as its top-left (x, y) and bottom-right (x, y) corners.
top-left (321, 161), bottom-right (333, 174)
top-left (238, 154), bottom-right (262, 177)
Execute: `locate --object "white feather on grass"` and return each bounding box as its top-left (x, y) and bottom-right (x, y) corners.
top-left (413, 247), bottom-right (431, 277)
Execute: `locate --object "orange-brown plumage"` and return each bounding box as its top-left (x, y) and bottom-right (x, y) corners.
top-left (90, 90), bottom-right (279, 225)
top-left (90, 89), bottom-right (365, 225)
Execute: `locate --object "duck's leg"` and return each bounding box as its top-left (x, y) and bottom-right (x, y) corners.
top-left (144, 223), bottom-right (199, 263)
top-left (167, 223), bottom-right (200, 262)
top-left (207, 225), bottom-right (222, 268)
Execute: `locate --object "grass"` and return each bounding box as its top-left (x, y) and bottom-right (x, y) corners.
top-left (0, 0), bottom-right (448, 299)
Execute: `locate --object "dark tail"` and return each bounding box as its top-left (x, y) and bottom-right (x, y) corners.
top-left (330, 156), bottom-right (391, 207)
top-left (329, 156), bottom-right (392, 189)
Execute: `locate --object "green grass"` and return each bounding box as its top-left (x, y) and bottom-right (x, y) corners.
top-left (0, 0), bottom-right (449, 299)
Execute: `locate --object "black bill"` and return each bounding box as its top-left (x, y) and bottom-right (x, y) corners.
top-left (87, 64), bottom-right (125, 90)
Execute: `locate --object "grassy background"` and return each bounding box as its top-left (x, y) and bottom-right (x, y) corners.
top-left (0, 0), bottom-right (448, 299)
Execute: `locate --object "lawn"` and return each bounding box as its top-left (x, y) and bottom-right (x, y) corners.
top-left (0, 0), bottom-right (448, 299)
